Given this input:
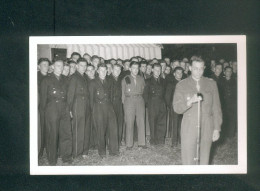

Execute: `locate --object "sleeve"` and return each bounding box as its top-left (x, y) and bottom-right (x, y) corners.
top-left (212, 81), bottom-right (223, 131)
top-left (39, 78), bottom-right (48, 112)
top-left (143, 80), bottom-right (149, 105)
top-left (165, 83), bottom-right (173, 108)
top-left (173, 82), bottom-right (192, 114)
top-left (67, 76), bottom-right (77, 112)
top-left (121, 78), bottom-right (126, 103)
top-left (89, 81), bottom-right (95, 111)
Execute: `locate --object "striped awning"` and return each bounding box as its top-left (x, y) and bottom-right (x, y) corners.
top-left (49, 44), bottom-right (162, 60)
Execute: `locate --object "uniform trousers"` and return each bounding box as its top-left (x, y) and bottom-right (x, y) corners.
top-left (71, 98), bottom-right (91, 157)
top-left (45, 101), bottom-right (72, 165)
top-left (124, 96), bottom-right (146, 147)
top-left (147, 98), bottom-right (167, 144)
top-left (112, 100), bottom-right (124, 144)
top-left (93, 102), bottom-right (118, 156)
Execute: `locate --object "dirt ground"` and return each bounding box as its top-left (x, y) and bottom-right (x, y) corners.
top-left (38, 136), bottom-right (237, 166)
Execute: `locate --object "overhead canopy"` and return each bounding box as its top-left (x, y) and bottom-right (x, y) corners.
top-left (49, 44), bottom-right (162, 60)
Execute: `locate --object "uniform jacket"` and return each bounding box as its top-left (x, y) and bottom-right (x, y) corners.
top-left (89, 77), bottom-right (113, 110)
top-left (109, 75), bottom-right (122, 104)
top-left (143, 76), bottom-right (166, 105)
top-left (173, 76), bottom-right (222, 131)
top-left (165, 77), bottom-right (179, 108)
top-left (121, 74), bottom-right (145, 103)
top-left (67, 71), bottom-right (90, 111)
top-left (39, 73), bottom-right (68, 112)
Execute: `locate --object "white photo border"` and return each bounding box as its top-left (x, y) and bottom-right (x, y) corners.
top-left (30, 35), bottom-right (247, 175)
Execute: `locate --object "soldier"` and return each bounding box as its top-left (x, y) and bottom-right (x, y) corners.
top-left (170, 60), bottom-right (180, 70)
top-left (91, 55), bottom-right (100, 71)
top-left (120, 59), bottom-right (131, 80)
top-left (71, 52), bottom-right (81, 62)
top-left (83, 53), bottom-right (91, 64)
top-left (67, 58), bottom-right (91, 159)
top-left (219, 66), bottom-right (237, 139)
top-left (139, 61), bottom-right (147, 79)
top-left (89, 63), bottom-right (119, 157)
top-left (84, 64), bottom-right (97, 150)
top-left (106, 62), bottom-right (113, 77)
top-left (173, 56), bottom-right (222, 165)
top-left (143, 63), bottom-right (167, 145)
top-left (165, 65), bottom-right (171, 76)
top-left (145, 63), bottom-right (153, 78)
top-left (160, 60), bottom-right (167, 79)
top-left (40, 59), bottom-right (72, 165)
top-left (165, 67), bottom-right (184, 146)
top-left (62, 63), bottom-right (70, 77)
top-left (68, 60), bottom-right (77, 76)
top-left (37, 58), bottom-right (50, 158)
top-left (210, 63), bottom-right (223, 85)
top-left (110, 64), bottom-right (124, 145)
top-left (122, 61), bottom-right (147, 149)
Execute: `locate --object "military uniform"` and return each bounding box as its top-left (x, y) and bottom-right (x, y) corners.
top-left (122, 74), bottom-right (146, 148)
top-left (165, 77), bottom-right (182, 146)
top-left (110, 75), bottom-right (124, 144)
top-left (173, 76), bottom-right (222, 165)
top-left (143, 76), bottom-right (167, 145)
top-left (219, 77), bottom-right (237, 138)
top-left (84, 75), bottom-right (98, 149)
top-left (38, 71), bottom-right (48, 157)
top-left (40, 73), bottom-right (72, 165)
top-left (89, 77), bottom-right (118, 156)
top-left (67, 71), bottom-right (91, 157)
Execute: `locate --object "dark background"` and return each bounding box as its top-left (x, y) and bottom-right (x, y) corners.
top-left (0, 0), bottom-right (259, 190)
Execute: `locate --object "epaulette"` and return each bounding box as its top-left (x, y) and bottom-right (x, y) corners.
top-left (125, 76), bottom-right (131, 84)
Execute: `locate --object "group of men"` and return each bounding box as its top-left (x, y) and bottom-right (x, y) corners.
top-left (37, 51), bottom-right (237, 165)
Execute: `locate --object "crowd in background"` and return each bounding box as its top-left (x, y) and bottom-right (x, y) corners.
top-left (37, 51), bottom-right (237, 165)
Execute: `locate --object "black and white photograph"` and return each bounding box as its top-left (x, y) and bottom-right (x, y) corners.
top-left (30, 36), bottom-right (246, 175)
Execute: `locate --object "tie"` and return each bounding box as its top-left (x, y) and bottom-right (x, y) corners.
top-left (196, 80), bottom-right (200, 92)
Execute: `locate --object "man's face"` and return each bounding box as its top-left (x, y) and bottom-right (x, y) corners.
top-left (152, 66), bottom-right (161, 78)
top-left (214, 65), bottom-right (223, 76)
top-left (98, 66), bottom-right (107, 79)
top-left (107, 64), bottom-right (112, 75)
top-left (130, 64), bottom-right (139, 76)
top-left (211, 62), bottom-right (216, 71)
top-left (140, 64), bottom-right (147, 73)
top-left (189, 61), bottom-right (205, 80)
top-left (77, 61), bottom-right (87, 74)
top-left (83, 55), bottom-right (91, 64)
top-left (53, 61), bottom-right (64, 76)
top-left (117, 60), bottom-right (123, 66)
top-left (174, 69), bottom-right (183, 81)
top-left (110, 60), bottom-right (117, 65)
top-left (48, 65), bottom-right (54, 73)
top-left (86, 66), bottom-right (95, 79)
top-left (92, 58), bottom-right (100, 70)
top-left (124, 62), bottom-right (130, 70)
top-left (224, 68), bottom-right (232, 78)
top-left (131, 58), bottom-right (138, 62)
top-left (69, 63), bottom-right (77, 75)
top-left (180, 61), bottom-right (186, 70)
top-left (146, 65), bottom-right (152, 75)
top-left (160, 62), bottom-right (166, 72)
top-left (165, 66), bottom-right (171, 75)
top-left (171, 61), bottom-right (179, 69)
top-left (223, 62), bottom-right (229, 69)
top-left (62, 66), bottom-right (70, 76)
top-left (39, 61), bottom-right (49, 74)
top-left (232, 62), bottom-right (237, 73)
top-left (164, 58), bottom-right (170, 65)
top-left (185, 63), bottom-right (190, 72)
top-left (112, 66), bottom-right (121, 78)
top-left (72, 55), bottom-right (80, 62)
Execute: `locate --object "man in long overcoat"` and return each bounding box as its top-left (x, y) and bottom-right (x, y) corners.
top-left (173, 57), bottom-right (222, 165)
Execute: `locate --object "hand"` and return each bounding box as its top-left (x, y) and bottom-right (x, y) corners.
top-left (187, 94), bottom-right (203, 107)
top-left (212, 130), bottom-right (220, 142)
top-left (70, 111), bottom-right (73, 118)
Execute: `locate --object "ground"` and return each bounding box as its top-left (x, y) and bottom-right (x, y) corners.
top-left (39, 137), bottom-right (237, 166)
